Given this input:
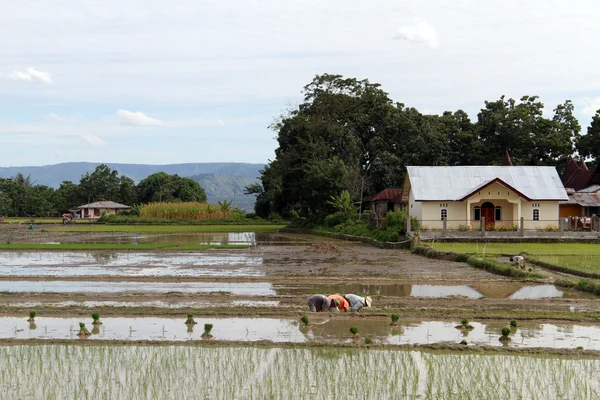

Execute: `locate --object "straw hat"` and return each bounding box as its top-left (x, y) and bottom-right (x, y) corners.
top-left (364, 296), bottom-right (372, 307)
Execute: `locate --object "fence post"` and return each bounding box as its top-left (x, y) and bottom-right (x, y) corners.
top-left (520, 217), bottom-right (524, 237)
top-left (559, 218), bottom-right (564, 237)
top-left (481, 217), bottom-right (486, 237)
top-left (442, 219), bottom-right (447, 237)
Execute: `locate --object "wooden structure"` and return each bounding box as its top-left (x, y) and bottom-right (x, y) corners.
top-left (560, 157), bottom-right (600, 217)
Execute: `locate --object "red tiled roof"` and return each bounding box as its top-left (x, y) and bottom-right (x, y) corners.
top-left (367, 188), bottom-right (403, 203)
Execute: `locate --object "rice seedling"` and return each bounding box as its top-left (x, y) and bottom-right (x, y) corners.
top-left (500, 327), bottom-right (511, 342)
top-left (460, 340), bottom-right (468, 345)
top-left (77, 322), bottom-right (91, 337)
top-left (201, 324), bottom-right (213, 339)
top-left (364, 337), bottom-right (373, 345)
top-left (349, 326), bottom-right (359, 338)
top-left (390, 313), bottom-right (400, 326)
top-left (91, 313), bottom-right (102, 325)
top-left (27, 311), bottom-right (36, 322)
top-left (91, 325), bottom-right (100, 335)
top-left (510, 320), bottom-right (518, 328)
top-left (300, 315), bottom-right (310, 327)
top-left (455, 318), bottom-right (474, 330)
top-left (185, 314), bottom-right (197, 325)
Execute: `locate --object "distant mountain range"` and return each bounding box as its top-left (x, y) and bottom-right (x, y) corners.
top-left (0, 162), bottom-right (264, 212)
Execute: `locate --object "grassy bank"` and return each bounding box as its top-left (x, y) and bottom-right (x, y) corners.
top-left (0, 243), bottom-right (248, 251)
top-left (47, 224), bottom-right (286, 233)
top-left (413, 247), bottom-right (541, 278)
top-left (427, 242), bottom-right (600, 256)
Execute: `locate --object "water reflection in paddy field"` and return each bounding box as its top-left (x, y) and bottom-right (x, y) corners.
top-left (1, 346), bottom-right (598, 400)
top-left (0, 251), bottom-right (264, 277)
top-left (0, 281), bottom-right (276, 295)
top-left (274, 283), bottom-right (591, 299)
top-left (1, 300), bottom-right (281, 309)
top-left (2, 316), bottom-right (600, 349)
top-left (50, 232), bottom-right (315, 246)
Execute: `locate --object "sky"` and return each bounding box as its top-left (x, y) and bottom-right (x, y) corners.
top-left (1, 0), bottom-right (600, 167)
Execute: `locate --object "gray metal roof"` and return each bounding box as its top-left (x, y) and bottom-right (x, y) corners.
top-left (77, 201), bottom-right (131, 209)
top-left (407, 166), bottom-right (568, 201)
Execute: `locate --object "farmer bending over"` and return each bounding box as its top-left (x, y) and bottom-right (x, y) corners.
top-left (328, 294), bottom-right (350, 312)
top-left (344, 294), bottom-right (372, 312)
top-left (307, 294), bottom-right (339, 312)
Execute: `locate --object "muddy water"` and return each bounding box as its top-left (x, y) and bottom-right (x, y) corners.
top-left (0, 252), bottom-right (264, 277)
top-left (274, 283), bottom-right (587, 299)
top-left (0, 281), bottom-right (276, 295)
top-left (53, 232), bottom-right (313, 246)
top-left (2, 316), bottom-right (600, 349)
top-left (1, 300), bottom-right (281, 308)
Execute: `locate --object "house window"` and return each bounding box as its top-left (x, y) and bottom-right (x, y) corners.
top-left (533, 209), bottom-right (539, 221)
top-left (441, 209), bottom-right (447, 221)
top-left (495, 206), bottom-right (502, 221)
top-left (474, 207), bottom-right (481, 221)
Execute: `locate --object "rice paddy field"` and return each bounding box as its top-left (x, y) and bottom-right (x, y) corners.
top-left (1, 345), bottom-right (598, 399)
top-left (1, 225), bottom-right (600, 398)
top-left (428, 241), bottom-right (600, 256)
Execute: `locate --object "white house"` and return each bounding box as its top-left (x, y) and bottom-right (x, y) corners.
top-left (402, 166), bottom-right (568, 230)
top-left (76, 201), bottom-right (131, 219)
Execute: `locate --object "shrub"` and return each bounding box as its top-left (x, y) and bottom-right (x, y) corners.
top-left (457, 224), bottom-right (469, 232)
top-left (324, 211), bottom-right (352, 228)
top-left (288, 209), bottom-right (301, 221)
top-left (364, 337), bottom-right (373, 345)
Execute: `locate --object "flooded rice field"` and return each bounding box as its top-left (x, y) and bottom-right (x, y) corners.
top-left (0, 251), bottom-right (264, 277)
top-left (1, 346), bottom-right (598, 400)
top-left (0, 281), bottom-right (276, 295)
top-left (0, 280), bottom-right (584, 299)
top-left (0, 300), bottom-right (281, 309)
top-left (3, 316), bottom-right (600, 349)
top-left (50, 232), bottom-right (316, 246)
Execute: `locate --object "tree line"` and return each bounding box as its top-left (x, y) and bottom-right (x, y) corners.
top-left (0, 165), bottom-right (206, 217)
top-left (249, 73), bottom-right (598, 218)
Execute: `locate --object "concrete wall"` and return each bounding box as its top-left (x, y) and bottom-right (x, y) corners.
top-left (521, 201), bottom-right (560, 230)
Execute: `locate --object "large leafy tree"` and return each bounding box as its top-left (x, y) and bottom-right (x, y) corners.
top-left (577, 109), bottom-right (600, 163)
top-left (136, 172), bottom-right (206, 203)
top-left (78, 164), bottom-right (122, 204)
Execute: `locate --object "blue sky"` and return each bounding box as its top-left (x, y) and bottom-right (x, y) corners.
top-left (1, 0), bottom-right (600, 166)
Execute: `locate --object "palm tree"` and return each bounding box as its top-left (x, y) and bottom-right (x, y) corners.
top-left (218, 200), bottom-right (232, 218)
top-left (327, 191), bottom-right (354, 213)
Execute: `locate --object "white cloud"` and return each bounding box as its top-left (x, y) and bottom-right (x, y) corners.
top-left (217, 119), bottom-right (225, 126)
top-left (116, 110), bottom-right (162, 126)
top-left (44, 113), bottom-right (62, 122)
top-left (81, 134), bottom-right (106, 146)
top-left (4, 67), bottom-right (52, 84)
top-left (393, 20), bottom-right (439, 48)
top-left (581, 97), bottom-right (600, 118)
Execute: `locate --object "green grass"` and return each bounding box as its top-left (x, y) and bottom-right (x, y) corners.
top-left (0, 243), bottom-right (248, 250)
top-left (1, 218), bottom-right (93, 224)
top-left (531, 255), bottom-right (600, 277)
top-left (428, 242), bottom-right (600, 256)
top-left (47, 224), bottom-right (286, 233)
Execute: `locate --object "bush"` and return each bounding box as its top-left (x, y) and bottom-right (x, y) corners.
top-left (288, 209), bottom-right (301, 221)
top-left (324, 211), bottom-right (352, 228)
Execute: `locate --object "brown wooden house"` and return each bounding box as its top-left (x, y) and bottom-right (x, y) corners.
top-left (367, 188), bottom-right (406, 219)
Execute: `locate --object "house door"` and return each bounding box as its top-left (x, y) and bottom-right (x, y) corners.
top-left (481, 202), bottom-right (495, 228)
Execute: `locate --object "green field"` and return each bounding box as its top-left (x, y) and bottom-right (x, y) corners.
top-left (0, 345), bottom-right (597, 399)
top-left (1, 218), bottom-right (93, 224)
top-left (0, 243), bottom-right (248, 251)
top-left (428, 242), bottom-right (600, 256)
top-left (47, 224), bottom-right (286, 233)
top-left (531, 255), bottom-right (600, 277)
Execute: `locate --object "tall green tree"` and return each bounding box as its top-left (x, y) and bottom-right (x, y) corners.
top-left (576, 109), bottom-right (600, 163)
top-left (136, 172), bottom-right (206, 203)
top-left (78, 164), bottom-right (122, 204)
